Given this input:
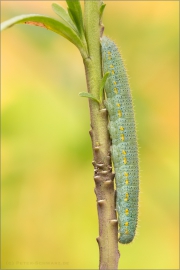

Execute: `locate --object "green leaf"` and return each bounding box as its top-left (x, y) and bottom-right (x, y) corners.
top-left (0, 14), bottom-right (88, 58)
top-left (79, 92), bottom-right (100, 104)
top-left (52, 3), bottom-right (77, 33)
top-left (99, 72), bottom-right (110, 103)
top-left (99, 3), bottom-right (106, 19)
top-left (67, 8), bottom-right (76, 27)
top-left (66, 0), bottom-right (84, 37)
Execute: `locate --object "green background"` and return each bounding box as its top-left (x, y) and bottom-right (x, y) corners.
top-left (1, 1), bottom-right (179, 269)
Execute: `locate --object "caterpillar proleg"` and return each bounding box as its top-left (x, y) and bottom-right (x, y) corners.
top-left (101, 36), bottom-right (139, 244)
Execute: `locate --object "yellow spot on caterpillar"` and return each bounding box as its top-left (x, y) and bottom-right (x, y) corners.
top-left (123, 157), bottom-right (127, 164)
top-left (113, 81), bottom-right (117, 85)
top-left (125, 222), bottom-right (129, 226)
top-left (122, 150), bottom-right (126, 155)
top-left (125, 229), bottom-right (129, 234)
top-left (108, 56), bottom-right (111, 60)
top-left (110, 64), bottom-right (114, 68)
top-left (124, 193), bottom-right (129, 201)
top-left (114, 88), bottom-right (118, 94)
top-left (120, 126), bottom-right (124, 131)
top-left (125, 209), bottom-right (129, 215)
top-left (108, 51), bottom-right (111, 54)
top-left (112, 70), bottom-right (115, 74)
top-left (121, 134), bottom-right (124, 141)
top-left (116, 103), bottom-right (120, 107)
top-left (125, 179), bottom-right (129, 185)
top-left (118, 110), bottom-right (122, 117)
top-left (124, 172), bottom-right (128, 176)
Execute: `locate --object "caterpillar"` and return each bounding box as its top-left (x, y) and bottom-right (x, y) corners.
top-left (101, 36), bottom-right (139, 244)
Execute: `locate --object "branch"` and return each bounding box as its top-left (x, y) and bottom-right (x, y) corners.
top-left (83, 1), bottom-right (120, 269)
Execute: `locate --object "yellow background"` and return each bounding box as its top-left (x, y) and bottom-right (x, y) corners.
top-left (1, 1), bottom-right (179, 269)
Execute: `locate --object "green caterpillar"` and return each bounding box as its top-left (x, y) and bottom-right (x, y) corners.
top-left (101, 36), bottom-right (139, 244)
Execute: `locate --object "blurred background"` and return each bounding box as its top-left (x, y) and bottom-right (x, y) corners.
top-left (1, 1), bottom-right (179, 269)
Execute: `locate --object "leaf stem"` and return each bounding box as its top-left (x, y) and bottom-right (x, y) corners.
top-left (83, 1), bottom-right (120, 269)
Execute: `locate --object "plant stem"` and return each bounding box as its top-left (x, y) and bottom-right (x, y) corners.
top-left (83, 1), bottom-right (120, 269)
